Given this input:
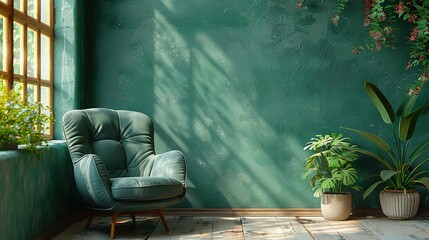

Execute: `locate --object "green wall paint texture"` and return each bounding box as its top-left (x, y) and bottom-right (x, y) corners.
top-left (54, 0), bottom-right (86, 138)
top-left (0, 142), bottom-right (82, 239)
top-left (82, 0), bottom-right (429, 208)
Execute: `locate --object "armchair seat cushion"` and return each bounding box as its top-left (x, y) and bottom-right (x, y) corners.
top-left (110, 177), bottom-right (183, 201)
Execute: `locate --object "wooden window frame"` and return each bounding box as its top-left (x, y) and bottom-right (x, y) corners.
top-left (0, 0), bottom-right (54, 137)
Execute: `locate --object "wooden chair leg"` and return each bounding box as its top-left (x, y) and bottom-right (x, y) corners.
top-left (157, 209), bottom-right (169, 232)
top-left (85, 214), bottom-right (94, 229)
top-left (131, 215), bottom-right (136, 228)
top-left (110, 212), bottom-right (121, 240)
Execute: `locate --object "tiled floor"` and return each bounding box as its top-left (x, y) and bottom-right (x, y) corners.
top-left (53, 215), bottom-right (429, 239)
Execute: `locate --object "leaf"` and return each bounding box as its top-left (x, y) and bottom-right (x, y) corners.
top-left (420, 97), bottom-right (429, 115)
top-left (320, 178), bottom-right (336, 190)
top-left (341, 167), bottom-right (358, 186)
top-left (409, 139), bottom-right (429, 160)
top-left (352, 147), bottom-right (394, 170)
top-left (363, 181), bottom-right (384, 199)
top-left (364, 81), bottom-right (395, 124)
top-left (399, 109), bottom-right (421, 141)
top-left (396, 95), bottom-right (418, 116)
top-left (343, 127), bottom-right (390, 151)
top-left (413, 177), bottom-right (429, 190)
top-left (380, 170), bottom-right (398, 181)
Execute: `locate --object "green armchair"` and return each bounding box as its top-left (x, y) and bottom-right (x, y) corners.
top-left (62, 108), bottom-right (186, 239)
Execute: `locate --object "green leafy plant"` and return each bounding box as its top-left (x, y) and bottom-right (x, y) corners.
top-left (345, 81), bottom-right (429, 199)
top-left (0, 87), bottom-right (53, 153)
top-left (303, 133), bottom-right (361, 197)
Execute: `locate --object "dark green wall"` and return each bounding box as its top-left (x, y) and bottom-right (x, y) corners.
top-left (53, 0), bottom-right (86, 138)
top-left (81, 0), bottom-right (429, 208)
top-left (0, 142), bottom-right (82, 239)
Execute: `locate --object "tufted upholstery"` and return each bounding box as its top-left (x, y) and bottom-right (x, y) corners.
top-left (62, 108), bottom-right (186, 238)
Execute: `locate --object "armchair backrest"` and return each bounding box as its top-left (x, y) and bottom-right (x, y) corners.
top-left (62, 108), bottom-right (155, 178)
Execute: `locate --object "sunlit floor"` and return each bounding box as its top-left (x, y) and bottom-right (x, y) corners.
top-left (53, 215), bottom-right (429, 239)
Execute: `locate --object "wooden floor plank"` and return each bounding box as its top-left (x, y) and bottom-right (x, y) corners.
top-left (356, 217), bottom-right (429, 240)
top-left (242, 217), bottom-right (286, 239)
top-left (301, 217), bottom-right (345, 240)
top-left (328, 218), bottom-right (382, 240)
top-left (53, 214), bottom-right (429, 240)
top-left (147, 217), bottom-right (179, 239)
top-left (276, 217), bottom-right (314, 240)
top-left (212, 217), bottom-right (244, 239)
top-left (52, 216), bottom-right (159, 240)
top-left (169, 216), bottom-right (213, 240)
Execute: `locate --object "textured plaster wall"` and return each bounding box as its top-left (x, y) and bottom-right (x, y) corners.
top-left (53, 0), bottom-right (86, 138)
top-left (0, 142), bottom-right (82, 239)
top-left (83, 0), bottom-right (429, 208)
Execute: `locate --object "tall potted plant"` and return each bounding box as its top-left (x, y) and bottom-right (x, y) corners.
top-left (303, 133), bottom-right (361, 220)
top-left (345, 81), bottom-right (429, 219)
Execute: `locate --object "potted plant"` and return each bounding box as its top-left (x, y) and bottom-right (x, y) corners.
top-left (303, 133), bottom-right (361, 220)
top-left (0, 87), bottom-right (53, 153)
top-left (345, 81), bottom-right (429, 219)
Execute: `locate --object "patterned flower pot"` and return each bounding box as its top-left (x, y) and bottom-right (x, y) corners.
top-left (380, 189), bottom-right (420, 219)
top-left (321, 192), bottom-right (352, 221)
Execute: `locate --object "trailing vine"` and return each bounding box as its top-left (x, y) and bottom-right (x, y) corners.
top-left (298, 0), bottom-right (429, 95)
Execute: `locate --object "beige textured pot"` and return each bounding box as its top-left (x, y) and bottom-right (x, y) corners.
top-left (321, 192), bottom-right (352, 221)
top-left (380, 189), bottom-right (420, 219)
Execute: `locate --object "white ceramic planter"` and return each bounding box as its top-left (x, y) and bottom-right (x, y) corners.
top-left (380, 189), bottom-right (420, 219)
top-left (320, 192), bottom-right (352, 221)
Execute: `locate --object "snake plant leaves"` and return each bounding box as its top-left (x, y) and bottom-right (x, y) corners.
top-left (396, 94), bottom-right (418, 116)
top-left (399, 109), bottom-right (420, 141)
top-left (364, 81), bottom-right (395, 124)
top-left (380, 170), bottom-right (398, 181)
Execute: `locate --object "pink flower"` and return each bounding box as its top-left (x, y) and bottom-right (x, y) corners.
top-left (364, 0), bottom-right (373, 26)
top-left (296, 2), bottom-right (303, 9)
top-left (409, 28), bottom-right (419, 41)
top-left (408, 14), bottom-right (417, 23)
top-left (406, 61), bottom-right (412, 70)
top-left (332, 15), bottom-right (339, 26)
top-left (421, 72), bottom-right (429, 82)
top-left (396, 2), bottom-right (406, 13)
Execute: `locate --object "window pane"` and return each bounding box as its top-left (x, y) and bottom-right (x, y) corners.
top-left (13, 81), bottom-right (23, 97)
top-left (40, 33), bottom-right (50, 80)
top-left (0, 16), bottom-right (4, 71)
top-left (28, 0), bottom-right (36, 19)
top-left (27, 84), bottom-right (36, 103)
top-left (13, 22), bottom-right (24, 75)
top-left (41, 86), bottom-right (50, 107)
top-left (14, 0), bottom-right (23, 12)
top-left (41, 86), bottom-right (52, 133)
top-left (27, 28), bottom-right (37, 77)
top-left (41, 0), bottom-right (50, 25)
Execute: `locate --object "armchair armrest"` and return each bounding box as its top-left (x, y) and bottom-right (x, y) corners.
top-left (73, 154), bottom-right (116, 210)
top-left (150, 150), bottom-right (187, 187)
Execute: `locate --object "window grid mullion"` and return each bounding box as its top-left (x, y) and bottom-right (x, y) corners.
top-left (6, 0), bottom-right (13, 90)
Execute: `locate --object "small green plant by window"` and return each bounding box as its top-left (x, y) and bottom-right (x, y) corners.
top-left (0, 87), bottom-right (53, 153)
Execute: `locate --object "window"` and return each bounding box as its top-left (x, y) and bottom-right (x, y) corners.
top-left (0, 0), bottom-right (54, 137)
